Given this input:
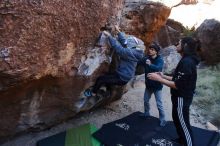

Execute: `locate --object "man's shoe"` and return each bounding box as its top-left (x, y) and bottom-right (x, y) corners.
top-left (160, 120), bottom-right (167, 127)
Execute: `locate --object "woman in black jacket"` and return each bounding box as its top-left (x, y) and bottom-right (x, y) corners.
top-left (147, 37), bottom-right (201, 146)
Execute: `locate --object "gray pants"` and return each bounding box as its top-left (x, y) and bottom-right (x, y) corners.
top-left (144, 88), bottom-right (165, 121)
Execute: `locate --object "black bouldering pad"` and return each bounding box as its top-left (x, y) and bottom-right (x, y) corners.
top-left (93, 112), bottom-right (220, 146)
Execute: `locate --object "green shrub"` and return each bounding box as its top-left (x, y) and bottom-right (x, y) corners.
top-left (182, 26), bottom-right (195, 37)
top-left (193, 64), bottom-right (220, 128)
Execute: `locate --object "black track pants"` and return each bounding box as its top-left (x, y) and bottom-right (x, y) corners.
top-left (172, 96), bottom-right (194, 146)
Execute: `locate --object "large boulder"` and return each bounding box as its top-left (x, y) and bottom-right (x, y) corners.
top-left (0, 0), bottom-right (124, 141)
top-left (120, 1), bottom-right (171, 47)
top-left (146, 0), bottom-right (198, 7)
top-left (155, 25), bottom-right (180, 48)
top-left (0, 0), bottom-right (124, 90)
top-left (166, 19), bottom-right (185, 33)
top-left (154, 19), bottom-right (184, 48)
top-left (0, 0), bottom-right (171, 142)
top-left (195, 19), bottom-right (220, 65)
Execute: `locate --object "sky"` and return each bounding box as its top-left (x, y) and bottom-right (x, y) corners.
top-left (169, 0), bottom-right (220, 28)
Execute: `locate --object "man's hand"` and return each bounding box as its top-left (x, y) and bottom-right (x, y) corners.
top-left (146, 59), bottom-right (151, 65)
top-left (148, 72), bottom-right (176, 89)
top-left (147, 73), bottom-right (163, 82)
top-left (103, 31), bottom-right (111, 37)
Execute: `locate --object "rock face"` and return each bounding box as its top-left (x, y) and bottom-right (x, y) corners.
top-left (0, 0), bottom-right (123, 88)
top-left (154, 19), bottom-right (184, 48)
top-left (0, 0), bottom-right (171, 142)
top-left (154, 25), bottom-right (180, 48)
top-left (166, 19), bottom-right (185, 33)
top-left (149, 0), bottom-right (198, 7)
top-left (0, 0), bottom-right (124, 141)
top-left (120, 1), bottom-right (171, 47)
top-left (195, 19), bottom-right (220, 65)
top-left (160, 45), bottom-right (181, 75)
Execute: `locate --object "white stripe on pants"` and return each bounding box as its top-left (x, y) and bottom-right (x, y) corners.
top-left (177, 97), bottom-right (192, 146)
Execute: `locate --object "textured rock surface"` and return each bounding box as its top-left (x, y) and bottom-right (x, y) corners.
top-left (149, 0), bottom-right (198, 7)
top-left (195, 19), bottom-right (220, 65)
top-left (152, 19), bottom-right (183, 49)
top-left (0, 0), bottom-right (171, 142)
top-left (0, 0), bottom-right (124, 141)
top-left (154, 25), bottom-right (180, 48)
top-left (166, 19), bottom-right (185, 33)
top-left (160, 45), bottom-right (181, 75)
top-left (120, 1), bottom-right (171, 48)
top-left (0, 0), bottom-right (123, 88)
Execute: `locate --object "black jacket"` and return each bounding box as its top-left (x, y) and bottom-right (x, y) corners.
top-left (171, 55), bottom-right (200, 98)
top-left (139, 55), bottom-right (164, 91)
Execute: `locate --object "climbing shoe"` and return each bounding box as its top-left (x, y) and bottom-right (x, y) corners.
top-left (84, 89), bottom-right (93, 97)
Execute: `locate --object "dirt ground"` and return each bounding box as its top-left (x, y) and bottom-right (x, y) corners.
top-left (1, 76), bottom-right (219, 146)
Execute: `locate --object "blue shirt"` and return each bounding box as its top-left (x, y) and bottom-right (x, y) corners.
top-left (108, 32), bottom-right (144, 82)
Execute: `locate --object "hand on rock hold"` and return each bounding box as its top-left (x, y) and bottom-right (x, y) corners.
top-left (103, 31), bottom-right (111, 37)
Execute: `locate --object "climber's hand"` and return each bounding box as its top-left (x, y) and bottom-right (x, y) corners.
top-left (103, 31), bottom-right (111, 37)
top-left (115, 25), bottom-right (120, 33)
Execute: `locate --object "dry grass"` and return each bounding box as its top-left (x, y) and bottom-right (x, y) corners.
top-left (193, 64), bottom-right (220, 128)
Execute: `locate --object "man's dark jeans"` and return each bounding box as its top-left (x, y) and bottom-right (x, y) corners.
top-left (92, 73), bottom-right (127, 94)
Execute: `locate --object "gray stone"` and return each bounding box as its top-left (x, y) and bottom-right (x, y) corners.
top-left (160, 45), bottom-right (181, 75)
top-left (195, 19), bottom-right (220, 65)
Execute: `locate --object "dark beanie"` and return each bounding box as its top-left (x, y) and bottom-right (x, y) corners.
top-left (149, 42), bottom-right (160, 53)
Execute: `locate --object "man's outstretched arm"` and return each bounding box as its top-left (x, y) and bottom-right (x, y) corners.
top-left (147, 73), bottom-right (177, 89)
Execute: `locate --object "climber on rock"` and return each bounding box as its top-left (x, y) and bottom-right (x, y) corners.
top-left (84, 25), bottom-right (146, 98)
